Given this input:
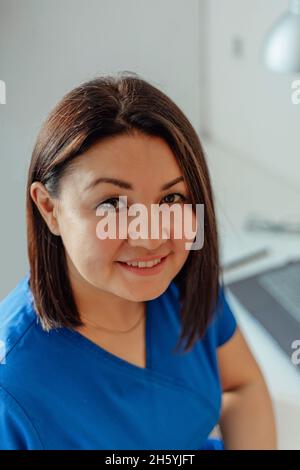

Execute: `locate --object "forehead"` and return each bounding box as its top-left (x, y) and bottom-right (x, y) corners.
top-left (67, 132), bottom-right (183, 187)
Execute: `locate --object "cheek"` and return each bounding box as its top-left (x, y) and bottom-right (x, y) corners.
top-left (170, 207), bottom-right (198, 252)
top-left (171, 238), bottom-right (191, 266)
top-left (167, 209), bottom-right (198, 276)
top-left (59, 213), bottom-right (121, 271)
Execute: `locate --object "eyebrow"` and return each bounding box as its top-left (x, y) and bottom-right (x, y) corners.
top-left (84, 175), bottom-right (185, 192)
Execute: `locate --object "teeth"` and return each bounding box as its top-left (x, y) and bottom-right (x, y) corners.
top-left (126, 258), bottom-right (162, 268)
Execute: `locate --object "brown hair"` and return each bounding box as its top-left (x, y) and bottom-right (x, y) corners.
top-left (26, 71), bottom-right (222, 353)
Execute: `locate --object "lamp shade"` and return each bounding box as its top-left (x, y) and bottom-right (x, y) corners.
top-left (263, 0), bottom-right (300, 73)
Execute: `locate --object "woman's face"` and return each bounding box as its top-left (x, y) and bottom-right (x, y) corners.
top-left (33, 131), bottom-right (196, 302)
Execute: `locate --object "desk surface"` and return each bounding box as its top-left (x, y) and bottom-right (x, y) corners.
top-left (202, 137), bottom-right (300, 449)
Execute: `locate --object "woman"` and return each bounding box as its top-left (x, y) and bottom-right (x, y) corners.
top-left (0, 73), bottom-right (277, 450)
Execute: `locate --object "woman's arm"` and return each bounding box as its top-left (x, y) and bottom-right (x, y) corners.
top-left (217, 327), bottom-right (277, 449)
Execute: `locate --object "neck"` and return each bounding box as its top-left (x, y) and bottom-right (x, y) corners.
top-left (67, 263), bottom-right (144, 331)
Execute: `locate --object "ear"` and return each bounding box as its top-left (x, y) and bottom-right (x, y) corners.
top-left (30, 182), bottom-right (61, 236)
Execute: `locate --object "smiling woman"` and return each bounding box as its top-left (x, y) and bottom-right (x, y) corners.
top-left (26, 73), bottom-right (219, 343)
top-left (0, 72), bottom-right (276, 450)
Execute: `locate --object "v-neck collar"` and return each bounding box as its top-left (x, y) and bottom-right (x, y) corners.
top-left (59, 297), bottom-right (153, 374)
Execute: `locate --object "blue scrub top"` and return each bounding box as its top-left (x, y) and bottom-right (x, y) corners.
top-left (0, 273), bottom-right (237, 450)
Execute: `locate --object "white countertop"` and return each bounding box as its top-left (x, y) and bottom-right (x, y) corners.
top-left (202, 137), bottom-right (300, 450)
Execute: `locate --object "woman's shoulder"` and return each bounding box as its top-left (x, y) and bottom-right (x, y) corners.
top-left (0, 272), bottom-right (37, 368)
top-left (210, 283), bottom-right (238, 347)
top-left (0, 274), bottom-right (45, 450)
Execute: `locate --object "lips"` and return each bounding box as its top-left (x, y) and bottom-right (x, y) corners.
top-left (119, 256), bottom-right (165, 268)
top-left (118, 254), bottom-right (169, 264)
top-left (116, 254), bottom-right (169, 276)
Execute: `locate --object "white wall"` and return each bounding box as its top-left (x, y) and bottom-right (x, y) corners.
top-left (0, 0), bottom-right (207, 297)
top-left (206, 0), bottom-right (300, 190)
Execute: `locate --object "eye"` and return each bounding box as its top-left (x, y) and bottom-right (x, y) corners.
top-left (161, 193), bottom-right (187, 204)
top-left (95, 193), bottom-right (188, 212)
top-left (96, 197), bottom-right (127, 212)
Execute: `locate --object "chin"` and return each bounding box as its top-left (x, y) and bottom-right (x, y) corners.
top-left (128, 281), bottom-right (170, 302)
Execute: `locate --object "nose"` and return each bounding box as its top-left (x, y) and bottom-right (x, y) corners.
top-left (127, 231), bottom-right (168, 252)
top-left (126, 204), bottom-right (170, 251)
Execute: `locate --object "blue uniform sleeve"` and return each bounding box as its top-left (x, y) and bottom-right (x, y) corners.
top-left (214, 283), bottom-right (238, 347)
top-left (0, 386), bottom-right (43, 450)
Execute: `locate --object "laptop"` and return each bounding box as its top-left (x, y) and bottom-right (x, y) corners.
top-left (226, 258), bottom-right (300, 365)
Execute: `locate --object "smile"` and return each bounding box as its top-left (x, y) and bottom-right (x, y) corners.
top-left (116, 255), bottom-right (169, 276)
top-left (122, 257), bottom-right (163, 268)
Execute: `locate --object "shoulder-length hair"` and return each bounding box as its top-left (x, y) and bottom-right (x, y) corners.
top-left (26, 71), bottom-right (222, 353)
